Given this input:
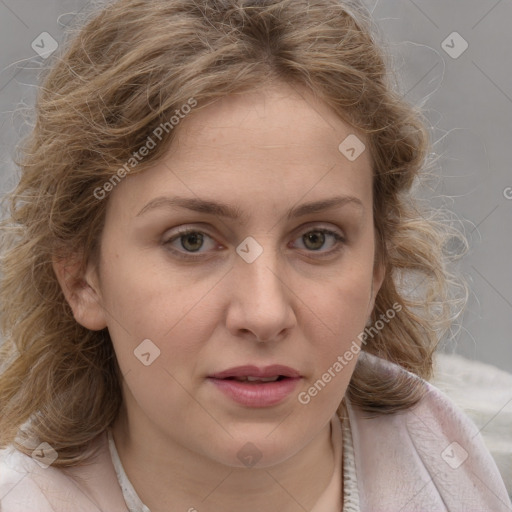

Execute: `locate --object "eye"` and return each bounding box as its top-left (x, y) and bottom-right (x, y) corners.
top-left (163, 228), bottom-right (219, 259)
top-left (291, 228), bottom-right (345, 256)
top-left (163, 225), bottom-right (345, 261)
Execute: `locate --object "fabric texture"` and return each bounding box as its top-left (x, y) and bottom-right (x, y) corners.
top-left (431, 351), bottom-right (512, 499)
top-left (0, 352), bottom-right (510, 511)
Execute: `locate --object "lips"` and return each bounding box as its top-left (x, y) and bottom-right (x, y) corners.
top-left (207, 365), bottom-right (302, 407)
top-left (208, 364), bottom-right (301, 380)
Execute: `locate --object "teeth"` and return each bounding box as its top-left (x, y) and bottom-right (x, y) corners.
top-left (235, 376), bottom-right (280, 382)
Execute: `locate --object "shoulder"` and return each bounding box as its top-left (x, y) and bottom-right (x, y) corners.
top-left (346, 352), bottom-right (512, 511)
top-left (0, 434), bottom-right (128, 512)
top-left (0, 444), bottom-right (62, 512)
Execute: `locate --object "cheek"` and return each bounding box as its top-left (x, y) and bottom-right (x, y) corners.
top-left (99, 235), bottom-right (184, 328)
top-left (307, 256), bottom-right (374, 335)
top-left (295, 265), bottom-right (372, 409)
top-left (97, 244), bottom-right (214, 378)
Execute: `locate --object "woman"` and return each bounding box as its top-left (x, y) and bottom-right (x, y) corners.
top-left (0, 0), bottom-right (510, 510)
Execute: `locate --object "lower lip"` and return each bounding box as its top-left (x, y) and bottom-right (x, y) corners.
top-left (208, 377), bottom-right (301, 407)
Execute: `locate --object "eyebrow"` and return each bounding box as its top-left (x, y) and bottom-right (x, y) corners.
top-left (136, 195), bottom-right (364, 222)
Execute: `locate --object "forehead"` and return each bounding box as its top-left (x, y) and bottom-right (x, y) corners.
top-left (175, 82), bottom-right (371, 172)
top-left (109, 82), bottom-right (373, 219)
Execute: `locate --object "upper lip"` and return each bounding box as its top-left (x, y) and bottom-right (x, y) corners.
top-left (208, 365), bottom-right (301, 379)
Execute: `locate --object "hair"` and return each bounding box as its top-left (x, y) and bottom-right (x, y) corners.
top-left (0, 0), bottom-right (466, 467)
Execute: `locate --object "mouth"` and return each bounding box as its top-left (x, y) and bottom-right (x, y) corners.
top-left (218, 375), bottom-right (287, 383)
top-left (207, 365), bottom-right (302, 407)
top-left (208, 364), bottom-right (301, 380)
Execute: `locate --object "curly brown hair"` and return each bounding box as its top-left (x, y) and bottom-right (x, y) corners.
top-left (0, 0), bottom-right (465, 467)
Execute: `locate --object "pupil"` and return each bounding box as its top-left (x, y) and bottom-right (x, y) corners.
top-left (304, 231), bottom-right (324, 250)
top-left (182, 233), bottom-right (203, 252)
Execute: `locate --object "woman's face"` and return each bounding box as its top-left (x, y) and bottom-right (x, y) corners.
top-left (80, 82), bottom-right (384, 468)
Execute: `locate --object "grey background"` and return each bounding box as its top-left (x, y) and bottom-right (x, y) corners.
top-left (0, 1), bottom-right (511, 373)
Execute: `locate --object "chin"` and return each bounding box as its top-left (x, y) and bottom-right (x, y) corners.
top-left (204, 429), bottom-right (306, 470)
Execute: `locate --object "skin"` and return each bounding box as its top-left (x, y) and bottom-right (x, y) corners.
top-left (54, 80), bottom-right (385, 512)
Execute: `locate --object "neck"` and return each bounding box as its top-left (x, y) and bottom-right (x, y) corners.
top-left (111, 409), bottom-right (338, 512)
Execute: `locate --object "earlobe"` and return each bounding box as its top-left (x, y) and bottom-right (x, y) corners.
top-left (52, 255), bottom-right (108, 331)
top-left (373, 260), bottom-right (386, 296)
top-left (367, 260), bottom-right (386, 315)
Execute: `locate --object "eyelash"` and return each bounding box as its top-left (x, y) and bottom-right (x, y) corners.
top-left (162, 226), bottom-right (346, 260)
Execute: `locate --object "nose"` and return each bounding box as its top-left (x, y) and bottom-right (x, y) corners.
top-left (225, 239), bottom-right (296, 343)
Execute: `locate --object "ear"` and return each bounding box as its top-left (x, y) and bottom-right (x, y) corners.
top-left (52, 254), bottom-right (108, 331)
top-left (367, 258), bottom-right (386, 316)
